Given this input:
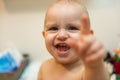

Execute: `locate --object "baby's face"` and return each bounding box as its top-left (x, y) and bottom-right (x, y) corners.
top-left (43, 4), bottom-right (87, 64)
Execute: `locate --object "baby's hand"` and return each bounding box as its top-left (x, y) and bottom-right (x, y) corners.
top-left (73, 13), bottom-right (106, 68)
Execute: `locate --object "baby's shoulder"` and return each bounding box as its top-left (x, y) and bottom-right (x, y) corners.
top-left (38, 58), bottom-right (54, 80)
top-left (40, 58), bottom-right (54, 70)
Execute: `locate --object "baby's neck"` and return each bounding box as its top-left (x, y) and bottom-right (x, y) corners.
top-left (55, 59), bottom-right (83, 73)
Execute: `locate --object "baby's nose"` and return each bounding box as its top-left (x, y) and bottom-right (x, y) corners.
top-left (56, 29), bottom-right (69, 41)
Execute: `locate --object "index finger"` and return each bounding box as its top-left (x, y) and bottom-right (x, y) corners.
top-left (81, 13), bottom-right (90, 35)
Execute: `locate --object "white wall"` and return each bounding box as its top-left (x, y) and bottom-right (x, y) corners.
top-left (86, 0), bottom-right (120, 54)
top-left (0, 0), bottom-right (120, 61)
top-left (0, 12), bottom-right (52, 61)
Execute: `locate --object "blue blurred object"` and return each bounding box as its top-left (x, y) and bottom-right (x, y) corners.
top-left (0, 52), bottom-right (18, 73)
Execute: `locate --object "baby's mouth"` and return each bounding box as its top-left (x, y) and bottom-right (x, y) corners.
top-left (55, 43), bottom-right (70, 52)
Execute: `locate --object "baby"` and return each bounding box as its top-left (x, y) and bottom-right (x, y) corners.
top-left (38, 0), bottom-right (109, 80)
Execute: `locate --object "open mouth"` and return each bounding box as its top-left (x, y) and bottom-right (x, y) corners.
top-left (55, 43), bottom-right (70, 52)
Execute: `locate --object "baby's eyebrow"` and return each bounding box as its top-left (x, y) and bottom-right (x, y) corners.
top-left (45, 22), bottom-right (56, 27)
top-left (68, 21), bottom-right (82, 27)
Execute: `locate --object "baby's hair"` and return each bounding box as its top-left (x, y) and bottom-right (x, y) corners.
top-left (57, 0), bottom-right (79, 1)
top-left (56, 0), bottom-right (79, 4)
top-left (58, 0), bottom-right (77, 1)
top-left (44, 0), bottom-right (89, 28)
top-left (56, 0), bottom-right (87, 13)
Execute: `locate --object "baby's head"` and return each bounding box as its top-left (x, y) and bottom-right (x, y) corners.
top-left (43, 0), bottom-right (92, 64)
top-left (44, 0), bottom-right (90, 27)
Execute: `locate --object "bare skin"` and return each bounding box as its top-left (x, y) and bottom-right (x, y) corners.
top-left (38, 0), bottom-right (109, 80)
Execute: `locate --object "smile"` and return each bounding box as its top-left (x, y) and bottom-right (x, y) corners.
top-left (55, 43), bottom-right (71, 56)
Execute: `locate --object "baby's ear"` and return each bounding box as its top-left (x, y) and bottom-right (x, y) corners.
top-left (42, 31), bottom-right (45, 38)
top-left (90, 29), bottom-right (94, 35)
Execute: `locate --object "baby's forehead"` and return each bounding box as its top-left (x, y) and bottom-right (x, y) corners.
top-left (45, 4), bottom-right (83, 21)
top-left (47, 2), bottom-right (85, 17)
top-left (44, 1), bottom-right (89, 27)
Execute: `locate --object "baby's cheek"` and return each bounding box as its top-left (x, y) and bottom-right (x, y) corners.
top-left (45, 34), bottom-right (55, 41)
top-left (70, 33), bottom-right (81, 41)
top-left (68, 33), bottom-right (81, 48)
top-left (45, 35), bottom-right (53, 46)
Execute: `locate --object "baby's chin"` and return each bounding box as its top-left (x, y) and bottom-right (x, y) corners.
top-left (54, 57), bottom-right (80, 65)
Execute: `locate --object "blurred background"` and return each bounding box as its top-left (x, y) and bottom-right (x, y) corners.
top-left (0, 0), bottom-right (120, 80)
top-left (0, 0), bottom-right (120, 61)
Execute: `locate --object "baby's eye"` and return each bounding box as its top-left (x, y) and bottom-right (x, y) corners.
top-left (48, 27), bottom-right (58, 31)
top-left (68, 26), bottom-right (79, 30)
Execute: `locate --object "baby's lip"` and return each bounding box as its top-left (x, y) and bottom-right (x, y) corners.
top-left (54, 43), bottom-right (71, 51)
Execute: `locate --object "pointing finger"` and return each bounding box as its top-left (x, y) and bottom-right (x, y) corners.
top-left (81, 13), bottom-right (90, 35)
